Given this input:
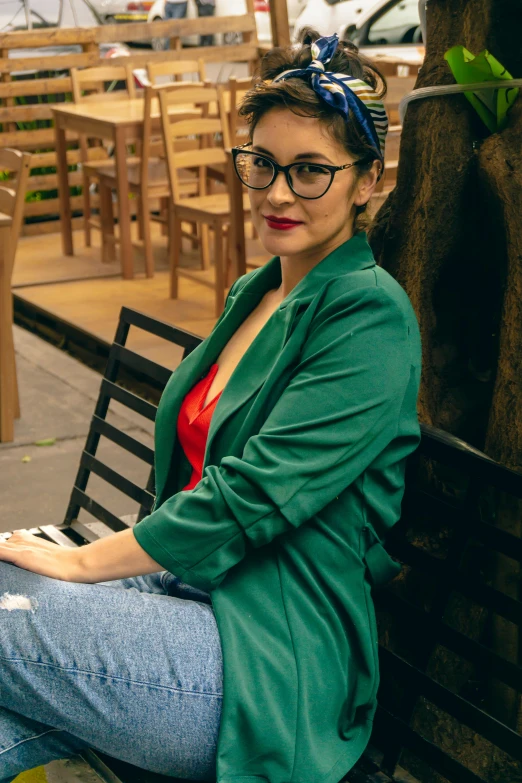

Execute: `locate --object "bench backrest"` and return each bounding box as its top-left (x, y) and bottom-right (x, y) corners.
top-left (373, 424), bottom-right (522, 782)
top-left (64, 307), bottom-right (522, 783)
top-left (64, 307), bottom-right (202, 539)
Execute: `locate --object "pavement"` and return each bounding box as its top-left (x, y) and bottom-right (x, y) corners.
top-left (0, 326), bottom-right (154, 535)
top-left (3, 326), bottom-right (156, 782)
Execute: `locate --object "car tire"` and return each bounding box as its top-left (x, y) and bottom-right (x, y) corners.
top-left (150, 18), bottom-right (169, 51)
top-left (412, 24), bottom-right (423, 43)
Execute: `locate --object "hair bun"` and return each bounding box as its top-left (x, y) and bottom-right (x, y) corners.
top-left (258, 27), bottom-right (386, 100)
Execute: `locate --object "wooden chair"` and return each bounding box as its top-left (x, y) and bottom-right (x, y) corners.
top-left (0, 148), bottom-right (31, 443)
top-left (147, 58), bottom-right (206, 86)
top-left (227, 75), bottom-right (254, 146)
top-left (96, 81), bottom-right (206, 277)
top-left (159, 84), bottom-right (251, 317)
top-left (70, 64), bottom-right (138, 249)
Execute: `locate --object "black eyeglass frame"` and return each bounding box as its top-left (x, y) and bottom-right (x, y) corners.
top-left (231, 143), bottom-right (364, 200)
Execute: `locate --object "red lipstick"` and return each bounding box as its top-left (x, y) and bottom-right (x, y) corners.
top-left (263, 214), bottom-right (303, 231)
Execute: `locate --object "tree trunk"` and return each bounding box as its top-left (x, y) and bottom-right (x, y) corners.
top-left (368, 0), bottom-right (522, 776)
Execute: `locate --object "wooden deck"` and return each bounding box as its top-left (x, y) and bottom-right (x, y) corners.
top-left (12, 191), bottom-right (390, 370)
top-left (13, 225), bottom-right (270, 369)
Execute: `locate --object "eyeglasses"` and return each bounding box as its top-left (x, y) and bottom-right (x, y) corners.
top-left (231, 144), bottom-right (363, 200)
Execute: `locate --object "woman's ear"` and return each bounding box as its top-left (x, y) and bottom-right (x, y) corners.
top-left (353, 159), bottom-right (382, 207)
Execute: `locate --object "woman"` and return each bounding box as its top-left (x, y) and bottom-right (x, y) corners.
top-left (0, 32), bottom-right (421, 783)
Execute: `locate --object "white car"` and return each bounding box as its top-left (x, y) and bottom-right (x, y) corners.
top-left (343, 0), bottom-right (424, 66)
top-left (92, 1), bottom-right (155, 24)
top-left (292, 0), bottom-right (424, 66)
top-left (0, 0), bottom-right (103, 31)
top-left (292, 0), bottom-right (377, 43)
top-left (0, 0), bottom-right (130, 60)
top-left (147, 0), bottom-right (248, 49)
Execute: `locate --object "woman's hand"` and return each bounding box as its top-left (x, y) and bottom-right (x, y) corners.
top-left (0, 528), bottom-right (164, 584)
top-left (0, 530), bottom-right (82, 582)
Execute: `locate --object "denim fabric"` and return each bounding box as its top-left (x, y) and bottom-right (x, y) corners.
top-left (164, 1), bottom-right (188, 18)
top-left (0, 561), bottom-right (222, 782)
top-left (194, 0), bottom-right (215, 46)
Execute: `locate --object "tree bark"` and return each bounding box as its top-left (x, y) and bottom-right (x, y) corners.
top-left (368, 0), bottom-right (522, 775)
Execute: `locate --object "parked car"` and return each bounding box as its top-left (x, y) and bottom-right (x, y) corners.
top-left (0, 0), bottom-right (103, 31)
top-left (293, 0), bottom-right (424, 66)
top-left (342, 0), bottom-right (424, 64)
top-left (0, 0), bottom-right (131, 60)
top-left (293, 0), bottom-right (377, 43)
top-left (92, 0), bottom-right (154, 24)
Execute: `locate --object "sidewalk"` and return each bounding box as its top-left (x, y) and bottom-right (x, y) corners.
top-left (3, 326), bottom-right (155, 782)
top-left (0, 326), bottom-right (154, 534)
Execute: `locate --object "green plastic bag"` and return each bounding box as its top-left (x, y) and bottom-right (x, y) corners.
top-left (444, 45), bottom-right (519, 132)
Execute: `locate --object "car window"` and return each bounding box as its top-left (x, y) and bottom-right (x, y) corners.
top-left (0, 0), bottom-right (100, 30)
top-left (25, 0), bottom-right (60, 26)
top-left (366, 0), bottom-right (421, 45)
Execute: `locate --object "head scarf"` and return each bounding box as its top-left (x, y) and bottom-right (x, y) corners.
top-left (272, 34), bottom-right (388, 163)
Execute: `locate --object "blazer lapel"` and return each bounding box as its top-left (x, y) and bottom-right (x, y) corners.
top-left (204, 298), bottom-right (301, 466)
top-left (154, 290), bottom-right (259, 499)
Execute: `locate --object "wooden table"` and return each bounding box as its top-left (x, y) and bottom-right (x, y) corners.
top-left (53, 99), bottom-right (200, 279)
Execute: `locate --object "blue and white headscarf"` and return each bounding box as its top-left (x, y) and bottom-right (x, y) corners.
top-left (272, 34), bottom-right (388, 163)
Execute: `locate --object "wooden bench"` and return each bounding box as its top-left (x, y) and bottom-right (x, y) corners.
top-left (4, 306), bottom-right (522, 783)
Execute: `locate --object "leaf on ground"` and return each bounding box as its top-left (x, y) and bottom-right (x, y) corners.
top-left (21, 455), bottom-right (32, 463)
top-left (13, 768), bottom-right (48, 783)
top-left (34, 438), bottom-right (56, 447)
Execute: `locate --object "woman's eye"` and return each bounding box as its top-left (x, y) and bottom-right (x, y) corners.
top-left (253, 157), bottom-right (271, 169)
top-left (296, 163), bottom-right (327, 176)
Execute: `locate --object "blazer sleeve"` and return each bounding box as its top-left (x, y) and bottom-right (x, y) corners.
top-left (133, 284), bottom-right (418, 592)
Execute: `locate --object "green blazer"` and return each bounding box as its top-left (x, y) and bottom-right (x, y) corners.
top-left (133, 232), bottom-right (422, 783)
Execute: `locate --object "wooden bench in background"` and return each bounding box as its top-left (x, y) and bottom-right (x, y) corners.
top-left (3, 305), bottom-right (521, 782)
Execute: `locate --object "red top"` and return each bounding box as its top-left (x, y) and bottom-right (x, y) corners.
top-left (177, 363), bottom-right (222, 491)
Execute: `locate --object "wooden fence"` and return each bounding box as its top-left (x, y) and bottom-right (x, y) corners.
top-left (0, 9), bottom-right (259, 235)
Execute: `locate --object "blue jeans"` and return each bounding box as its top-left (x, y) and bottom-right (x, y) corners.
top-left (164, 1), bottom-right (188, 18)
top-left (0, 561), bottom-right (222, 781)
top-left (164, 0), bottom-right (214, 45)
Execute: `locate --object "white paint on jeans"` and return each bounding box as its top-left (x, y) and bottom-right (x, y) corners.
top-left (0, 592), bottom-right (38, 612)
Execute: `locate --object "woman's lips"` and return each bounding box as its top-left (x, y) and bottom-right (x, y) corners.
top-left (263, 215), bottom-right (304, 231)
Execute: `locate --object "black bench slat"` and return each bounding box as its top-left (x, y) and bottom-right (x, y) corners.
top-left (39, 524), bottom-right (79, 548)
top-left (374, 707), bottom-right (487, 783)
top-left (111, 344), bottom-right (173, 388)
top-left (389, 538), bottom-right (522, 624)
top-left (380, 649), bottom-right (522, 761)
top-left (81, 452), bottom-right (154, 510)
top-left (70, 519), bottom-right (116, 544)
top-left (69, 488), bottom-right (132, 534)
top-left (418, 424), bottom-right (522, 497)
top-left (100, 379), bottom-right (157, 422)
top-left (378, 589), bottom-right (522, 693)
top-left (119, 306), bottom-right (201, 353)
top-left (91, 416), bottom-right (155, 466)
top-left (405, 487), bottom-right (522, 562)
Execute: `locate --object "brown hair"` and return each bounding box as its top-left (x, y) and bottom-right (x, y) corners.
top-left (238, 28), bottom-right (387, 230)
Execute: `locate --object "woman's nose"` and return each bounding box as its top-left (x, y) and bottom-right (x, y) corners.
top-left (267, 171), bottom-right (295, 206)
